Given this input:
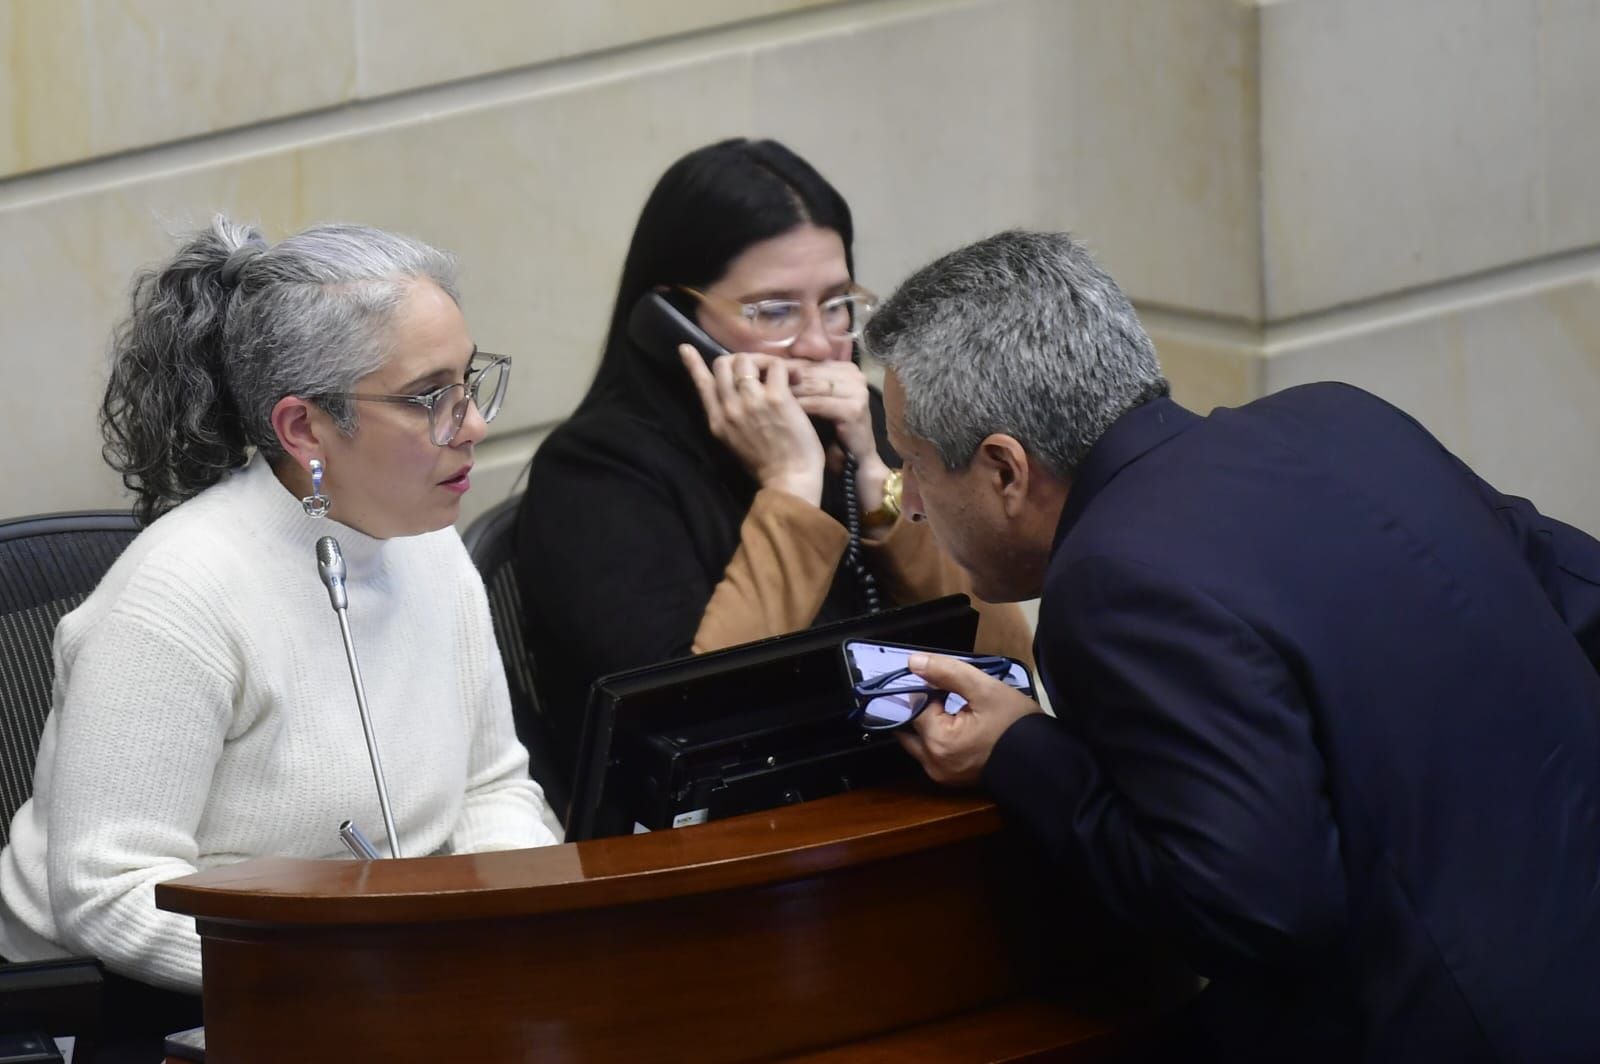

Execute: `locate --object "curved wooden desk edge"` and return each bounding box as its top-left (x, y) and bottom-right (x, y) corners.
top-left (156, 782), bottom-right (1003, 925)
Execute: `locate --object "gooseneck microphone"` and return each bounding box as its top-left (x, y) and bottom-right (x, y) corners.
top-left (316, 536), bottom-right (403, 859)
top-left (316, 536), bottom-right (348, 610)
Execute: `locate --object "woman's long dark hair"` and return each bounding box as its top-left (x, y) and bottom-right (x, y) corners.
top-left (574, 138), bottom-right (879, 612)
top-left (579, 138), bottom-right (855, 415)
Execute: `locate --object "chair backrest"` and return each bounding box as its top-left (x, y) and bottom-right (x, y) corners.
top-left (0, 512), bottom-right (140, 847)
top-left (461, 495), bottom-right (570, 820)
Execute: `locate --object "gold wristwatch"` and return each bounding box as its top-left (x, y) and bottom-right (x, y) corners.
top-left (862, 467), bottom-right (904, 529)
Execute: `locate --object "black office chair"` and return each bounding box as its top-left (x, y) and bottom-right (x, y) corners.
top-left (461, 496), bottom-right (571, 823)
top-left (0, 510), bottom-right (142, 1064)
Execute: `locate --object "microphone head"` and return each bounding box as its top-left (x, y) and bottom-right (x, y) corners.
top-left (316, 535), bottom-right (344, 573)
top-left (315, 535), bottom-right (348, 611)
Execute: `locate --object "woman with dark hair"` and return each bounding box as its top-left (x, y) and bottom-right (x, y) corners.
top-left (516, 138), bottom-right (1032, 775)
top-left (0, 216), bottom-right (558, 1059)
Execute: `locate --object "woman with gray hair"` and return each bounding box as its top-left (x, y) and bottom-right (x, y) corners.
top-left (0, 217), bottom-right (559, 1058)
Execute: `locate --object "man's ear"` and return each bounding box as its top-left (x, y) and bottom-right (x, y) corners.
top-left (269, 395), bottom-right (329, 469)
top-left (974, 433), bottom-right (1031, 517)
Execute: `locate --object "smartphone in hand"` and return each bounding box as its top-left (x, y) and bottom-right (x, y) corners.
top-left (842, 639), bottom-right (1035, 730)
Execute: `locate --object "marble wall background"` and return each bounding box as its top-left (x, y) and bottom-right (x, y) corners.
top-left (3, 0), bottom-right (1597, 536)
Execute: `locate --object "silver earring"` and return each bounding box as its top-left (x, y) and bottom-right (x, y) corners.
top-left (301, 458), bottom-right (331, 518)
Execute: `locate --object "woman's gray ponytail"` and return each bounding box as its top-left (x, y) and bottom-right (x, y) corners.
top-left (100, 216), bottom-right (458, 524)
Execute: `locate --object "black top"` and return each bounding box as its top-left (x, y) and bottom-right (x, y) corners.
top-left (514, 350), bottom-right (896, 778)
top-left (989, 383), bottom-right (1600, 1060)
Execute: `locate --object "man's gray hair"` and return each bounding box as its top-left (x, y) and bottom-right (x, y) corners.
top-left (863, 230), bottom-right (1167, 479)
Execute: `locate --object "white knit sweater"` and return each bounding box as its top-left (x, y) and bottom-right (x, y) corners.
top-left (0, 458), bottom-right (559, 991)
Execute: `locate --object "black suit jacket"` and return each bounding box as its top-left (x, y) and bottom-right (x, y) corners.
top-left (987, 383), bottom-right (1600, 1061)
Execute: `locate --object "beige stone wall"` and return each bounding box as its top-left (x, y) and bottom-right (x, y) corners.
top-left (2, 0), bottom-right (1597, 536)
top-left (1255, 0), bottom-right (1600, 534)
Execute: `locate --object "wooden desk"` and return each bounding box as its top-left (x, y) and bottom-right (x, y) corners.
top-left (158, 783), bottom-right (1191, 1062)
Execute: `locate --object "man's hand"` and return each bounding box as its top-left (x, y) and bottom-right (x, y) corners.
top-left (897, 653), bottom-right (1044, 788)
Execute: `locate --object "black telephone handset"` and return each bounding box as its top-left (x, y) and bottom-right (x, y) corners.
top-left (629, 290), bottom-right (836, 447)
top-left (629, 290), bottom-right (728, 368)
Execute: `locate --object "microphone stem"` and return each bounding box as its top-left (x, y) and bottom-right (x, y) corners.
top-left (334, 607), bottom-right (403, 859)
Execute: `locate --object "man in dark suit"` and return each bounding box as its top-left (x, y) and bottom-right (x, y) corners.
top-left (862, 230), bottom-right (1600, 1061)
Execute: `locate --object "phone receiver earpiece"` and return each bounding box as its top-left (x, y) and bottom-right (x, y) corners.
top-left (629, 291), bottom-right (728, 367)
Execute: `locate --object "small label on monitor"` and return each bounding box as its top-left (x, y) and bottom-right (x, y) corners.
top-left (672, 808), bottom-right (710, 828)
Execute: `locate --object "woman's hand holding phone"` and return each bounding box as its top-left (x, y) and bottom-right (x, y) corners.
top-left (680, 347), bottom-right (825, 505)
top-left (786, 360), bottom-right (891, 513)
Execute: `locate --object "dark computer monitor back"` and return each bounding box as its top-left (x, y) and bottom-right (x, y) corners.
top-left (566, 594), bottom-right (980, 840)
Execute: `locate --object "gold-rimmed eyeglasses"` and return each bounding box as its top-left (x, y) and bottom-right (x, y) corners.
top-left (314, 352), bottom-right (511, 446)
top-left (677, 284), bottom-right (879, 348)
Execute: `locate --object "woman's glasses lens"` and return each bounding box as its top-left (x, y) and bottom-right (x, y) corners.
top-left (746, 293), bottom-right (877, 345)
top-left (834, 293), bottom-right (877, 339)
top-left (749, 303), bottom-right (803, 340)
top-left (430, 384), bottom-right (468, 446)
top-left (432, 357), bottom-right (509, 445)
top-left (471, 357), bottom-right (509, 423)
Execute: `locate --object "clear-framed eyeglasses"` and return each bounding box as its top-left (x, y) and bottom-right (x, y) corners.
top-left (677, 284), bottom-right (880, 348)
top-left (315, 352), bottom-right (511, 446)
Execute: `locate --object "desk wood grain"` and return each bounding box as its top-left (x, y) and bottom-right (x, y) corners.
top-left (157, 783), bottom-right (1191, 1062)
